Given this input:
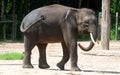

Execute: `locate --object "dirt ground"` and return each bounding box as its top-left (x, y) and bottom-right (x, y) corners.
top-left (0, 41), bottom-right (120, 75)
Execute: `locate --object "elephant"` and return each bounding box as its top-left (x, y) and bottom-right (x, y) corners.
top-left (20, 4), bottom-right (98, 71)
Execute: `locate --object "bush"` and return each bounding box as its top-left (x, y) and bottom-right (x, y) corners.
top-left (110, 29), bottom-right (115, 40)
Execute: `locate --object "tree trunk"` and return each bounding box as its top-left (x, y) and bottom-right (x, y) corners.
top-left (101, 0), bottom-right (110, 50)
top-left (12, 0), bottom-right (16, 41)
top-left (1, 0), bottom-right (6, 40)
top-left (115, 12), bottom-right (118, 40)
top-left (78, 0), bottom-right (82, 8)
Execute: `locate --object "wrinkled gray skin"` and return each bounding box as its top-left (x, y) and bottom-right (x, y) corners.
top-left (20, 4), bottom-right (97, 71)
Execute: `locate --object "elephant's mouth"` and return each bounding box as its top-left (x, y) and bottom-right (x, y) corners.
top-left (83, 30), bottom-right (89, 34)
top-left (79, 32), bottom-right (99, 44)
top-left (80, 29), bottom-right (89, 34)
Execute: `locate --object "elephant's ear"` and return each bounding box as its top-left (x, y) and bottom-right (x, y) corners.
top-left (65, 9), bottom-right (79, 29)
top-left (65, 9), bottom-right (78, 20)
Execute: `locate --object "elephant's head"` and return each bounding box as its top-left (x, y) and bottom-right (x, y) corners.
top-left (65, 8), bottom-right (98, 51)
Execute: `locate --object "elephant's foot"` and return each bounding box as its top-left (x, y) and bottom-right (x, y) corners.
top-left (39, 63), bottom-right (50, 69)
top-left (71, 66), bottom-right (81, 71)
top-left (57, 63), bottom-right (64, 70)
top-left (23, 64), bottom-right (34, 68)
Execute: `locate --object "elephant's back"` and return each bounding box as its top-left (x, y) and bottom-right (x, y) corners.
top-left (21, 4), bottom-right (70, 28)
top-left (37, 4), bottom-right (71, 20)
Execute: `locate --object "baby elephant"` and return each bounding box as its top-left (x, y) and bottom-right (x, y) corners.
top-left (20, 4), bottom-right (98, 71)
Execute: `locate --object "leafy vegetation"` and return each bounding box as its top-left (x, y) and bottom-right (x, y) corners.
top-left (0, 52), bottom-right (23, 60)
top-left (110, 0), bottom-right (120, 40)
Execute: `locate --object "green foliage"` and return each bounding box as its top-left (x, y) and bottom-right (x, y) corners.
top-left (0, 52), bottom-right (23, 60)
top-left (5, 0), bottom-right (12, 14)
top-left (110, 0), bottom-right (120, 13)
top-left (110, 0), bottom-right (116, 13)
top-left (110, 28), bottom-right (115, 40)
top-left (110, 0), bottom-right (120, 40)
top-left (110, 24), bottom-right (120, 40)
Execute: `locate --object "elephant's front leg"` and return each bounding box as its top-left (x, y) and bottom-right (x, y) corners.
top-left (69, 40), bottom-right (80, 71)
top-left (37, 43), bottom-right (50, 69)
top-left (57, 41), bottom-right (70, 70)
top-left (62, 27), bottom-right (80, 71)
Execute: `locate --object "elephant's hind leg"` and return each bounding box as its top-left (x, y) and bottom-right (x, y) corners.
top-left (57, 42), bottom-right (69, 70)
top-left (37, 43), bottom-right (50, 69)
top-left (23, 36), bottom-right (35, 68)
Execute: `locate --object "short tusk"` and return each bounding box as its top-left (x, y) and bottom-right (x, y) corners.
top-left (96, 38), bottom-right (99, 44)
top-left (90, 33), bottom-right (99, 44)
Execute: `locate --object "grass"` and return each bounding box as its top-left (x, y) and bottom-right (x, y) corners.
top-left (0, 41), bottom-right (4, 44)
top-left (0, 52), bottom-right (23, 60)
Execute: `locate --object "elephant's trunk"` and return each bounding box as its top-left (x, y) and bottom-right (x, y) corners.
top-left (78, 31), bottom-right (98, 51)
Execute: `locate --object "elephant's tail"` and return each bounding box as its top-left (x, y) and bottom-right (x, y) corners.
top-left (20, 15), bottom-right (45, 33)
